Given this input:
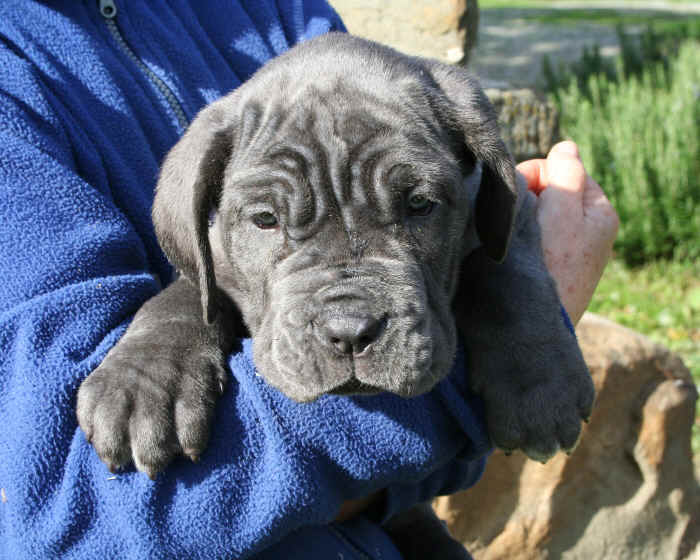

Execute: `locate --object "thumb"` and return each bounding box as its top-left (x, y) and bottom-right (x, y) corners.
top-left (545, 141), bottom-right (586, 196)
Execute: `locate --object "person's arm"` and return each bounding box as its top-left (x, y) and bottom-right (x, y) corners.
top-left (0, 112), bottom-right (161, 557)
top-left (4, 4), bottom-right (432, 557)
top-left (0, 105), bottom-right (487, 560)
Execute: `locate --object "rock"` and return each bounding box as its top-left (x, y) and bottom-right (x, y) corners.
top-left (329, 0), bottom-right (479, 64)
top-left (485, 88), bottom-right (560, 162)
top-left (434, 313), bottom-right (700, 560)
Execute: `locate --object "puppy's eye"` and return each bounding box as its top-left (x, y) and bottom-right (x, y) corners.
top-left (407, 194), bottom-right (434, 216)
top-left (252, 212), bottom-right (279, 229)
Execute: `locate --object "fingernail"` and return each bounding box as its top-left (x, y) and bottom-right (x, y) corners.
top-left (552, 140), bottom-right (580, 158)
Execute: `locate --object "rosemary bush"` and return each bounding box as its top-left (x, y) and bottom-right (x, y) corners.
top-left (552, 39), bottom-right (700, 264)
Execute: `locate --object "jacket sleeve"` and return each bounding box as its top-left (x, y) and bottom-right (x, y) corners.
top-left (0, 102), bottom-right (489, 560)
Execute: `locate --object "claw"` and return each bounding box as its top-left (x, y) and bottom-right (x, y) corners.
top-left (107, 462), bottom-right (118, 474)
top-left (145, 468), bottom-right (158, 481)
top-left (218, 381), bottom-right (226, 395)
top-left (185, 451), bottom-right (200, 464)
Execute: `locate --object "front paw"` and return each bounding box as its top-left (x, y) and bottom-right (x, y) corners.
top-left (481, 357), bottom-right (594, 462)
top-left (76, 348), bottom-right (227, 478)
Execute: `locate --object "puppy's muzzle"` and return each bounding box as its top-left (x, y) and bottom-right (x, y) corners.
top-left (315, 312), bottom-right (386, 356)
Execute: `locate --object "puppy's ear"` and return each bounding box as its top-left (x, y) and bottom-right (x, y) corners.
top-left (424, 62), bottom-right (518, 262)
top-left (152, 102), bottom-right (233, 323)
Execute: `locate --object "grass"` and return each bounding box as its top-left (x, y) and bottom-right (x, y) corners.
top-left (588, 259), bottom-right (700, 453)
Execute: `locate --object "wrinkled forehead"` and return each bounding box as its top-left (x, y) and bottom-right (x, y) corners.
top-left (227, 77), bottom-right (464, 190)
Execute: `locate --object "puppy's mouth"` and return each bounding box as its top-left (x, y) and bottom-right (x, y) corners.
top-left (327, 377), bottom-right (383, 397)
top-left (252, 268), bottom-right (451, 402)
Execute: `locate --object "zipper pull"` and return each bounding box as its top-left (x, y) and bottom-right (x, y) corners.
top-left (99, 0), bottom-right (117, 19)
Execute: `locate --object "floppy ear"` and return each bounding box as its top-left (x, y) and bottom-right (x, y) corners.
top-left (423, 61), bottom-right (518, 262)
top-left (152, 102), bottom-right (233, 324)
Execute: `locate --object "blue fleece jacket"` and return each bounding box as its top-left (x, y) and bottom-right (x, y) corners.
top-left (0, 1), bottom-right (491, 558)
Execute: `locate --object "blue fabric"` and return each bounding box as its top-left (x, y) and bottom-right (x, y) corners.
top-left (0, 1), bottom-right (491, 558)
top-left (259, 517), bottom-right (405, 560)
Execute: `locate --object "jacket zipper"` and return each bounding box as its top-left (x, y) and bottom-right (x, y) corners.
top-left (98, 0), bottom-right (190, 131)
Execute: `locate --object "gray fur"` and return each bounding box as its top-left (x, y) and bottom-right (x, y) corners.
top-left (77, 32), bottom-right (594, 557)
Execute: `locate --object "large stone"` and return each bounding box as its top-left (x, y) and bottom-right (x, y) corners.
top-left (329, 0), bottom-right (479, 64)
top-left (434, 313), bottom-right (699, 560)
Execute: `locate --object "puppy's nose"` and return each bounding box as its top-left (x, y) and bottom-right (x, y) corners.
top-left (318, 314), bottom-right (383, 355)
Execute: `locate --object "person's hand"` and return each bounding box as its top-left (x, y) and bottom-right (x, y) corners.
top-left (517, 141), bottom-right (619, 325)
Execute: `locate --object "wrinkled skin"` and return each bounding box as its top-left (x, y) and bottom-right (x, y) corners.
top-left (207, 86), bottom-right (473, 402)
top-left (77, 33), bottom-right (594, 560)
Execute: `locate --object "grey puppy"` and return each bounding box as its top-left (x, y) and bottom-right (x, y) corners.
top-left (77, 33), bottom-right (594, 559)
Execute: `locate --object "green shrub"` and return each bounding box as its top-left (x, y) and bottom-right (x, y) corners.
top-left (552, 40), bottom-right (700, 265)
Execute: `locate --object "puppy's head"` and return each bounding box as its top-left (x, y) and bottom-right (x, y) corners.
top-left (153, 33), bottom-right (517, 402)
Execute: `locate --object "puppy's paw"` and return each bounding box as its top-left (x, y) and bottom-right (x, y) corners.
top-left (481, 357), bottom-right (594, 462)
top-left (77, 349), bottom-right (227, 478)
